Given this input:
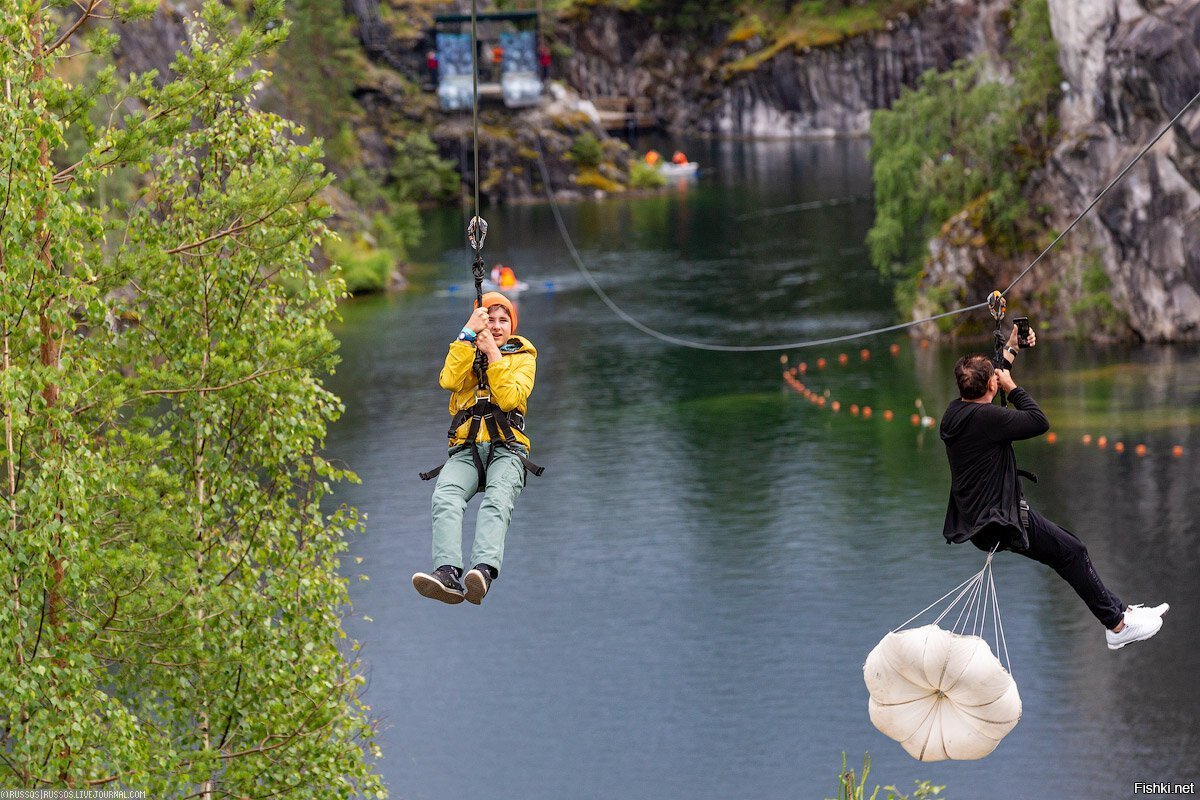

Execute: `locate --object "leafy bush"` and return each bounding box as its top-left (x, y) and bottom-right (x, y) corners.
top-left (325, 232), bottom-right (397, 294)
top-left (390, 132), bottom-right (460, 203)
top-left (629, 159), bottom-right (668, 189)
top-left (569, 131), bottom-right (604, 168)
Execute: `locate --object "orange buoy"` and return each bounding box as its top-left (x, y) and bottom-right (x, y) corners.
top-left (910, 414), bottom-right (920, 426)
top-left (919, 338), bottom-right (930, 349)
top-left (799, 362), bottom-right (807, 374)
top-left (1046, 432), bottom-right (1057, 444)
top-left (817, 358), bottom-right (827, 369)
top-left (889, 343), bottom-right (901, 356)
top-left (860, 348), bottom-right (871, 360)
top-left (1172, 445), bottom-right (1185, 457)
top-left (817, 396), bottom-right (826, 407)
top-left (1114, 441), bottom-right (1125, 453)
top-left (831, 401), bottom-right (841, 412)
top-left (862, 406), bottom-right (873, 418)
top-left (1082, 434), bottom-right (1092, 445)
top-left (1097, 436), bottom-right (1108, 449)
top-left (838, 353), bottom-right (849, 365)
top-left (883, 409), bottom-right (894, 421)
top-left (850, 404), bottom-right (860, 416)
top-left (1135, 444), bottom-right (1147, 456)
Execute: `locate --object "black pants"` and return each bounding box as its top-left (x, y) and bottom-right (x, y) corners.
top-left (971, 508), bottom-right (1125, 629)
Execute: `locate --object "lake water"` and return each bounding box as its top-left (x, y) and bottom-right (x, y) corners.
top-left (326, 138), bottom-right (1200, 800)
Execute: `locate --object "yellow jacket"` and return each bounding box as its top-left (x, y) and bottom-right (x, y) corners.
top-left (439, 336), bottom-right (536, 450)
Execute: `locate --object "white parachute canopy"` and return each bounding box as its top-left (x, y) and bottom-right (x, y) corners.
top-left (862, 551), bottom-right (1020, 761)
top-left (863, 625), bottom-right (1021, 761)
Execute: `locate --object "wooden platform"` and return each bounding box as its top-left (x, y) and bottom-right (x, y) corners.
top-left (592, 97), bottom-right (658, 132)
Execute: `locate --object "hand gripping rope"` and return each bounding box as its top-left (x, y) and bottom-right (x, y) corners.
top-left (987, 290), bottom-right (1009, 407)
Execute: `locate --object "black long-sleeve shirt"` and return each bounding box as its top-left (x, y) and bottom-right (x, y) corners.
top-left (940, 386), bottom-right (1050, 544)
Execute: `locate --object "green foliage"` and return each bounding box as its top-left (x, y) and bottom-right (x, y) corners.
top-left (270, 0), bottom-right (363, 143)
top-left (1070, 256), bottom-right (1125, 333)
top-left (866, 0), bottom-right (1061, 308)
top-left (629, 159), bottom-right (668, 189)
top-left (389, 133), bottom-right (460, 204)
top-left (325, 232), bottom-right (399, 295)
top-left (569, 131), bottom-right (604, 168)
top-left (830, 753), bottom-right (947, 800)
top-left (0, 2), bottom-right (383, 793)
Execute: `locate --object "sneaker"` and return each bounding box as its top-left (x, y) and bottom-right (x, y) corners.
top-left (412, 565), bottom-right (466, 604)
top-left (464, 563), bottom-right (497, 605)
top-left (1127, 602), bottom-right (1170, 618)
top-left (1106, 607), bottom-right (1164, 650)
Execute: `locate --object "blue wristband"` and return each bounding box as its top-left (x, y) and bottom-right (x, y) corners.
top-left (457, 326), bottom-right (477, 342)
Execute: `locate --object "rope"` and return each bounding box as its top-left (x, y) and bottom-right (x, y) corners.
top-left (467, 0), bottom-right (488, 385)
top-left (733, 194), bottom-right (868, 222)
top-left (470, 0), bottom-right (481, 243)
top-left (534, 136), bottom-right (985, 352)
top-left (534, 87), bottom-right (1200, 353)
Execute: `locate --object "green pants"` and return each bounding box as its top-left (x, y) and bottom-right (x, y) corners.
top-left (431, 442), bottom-right (527, 573)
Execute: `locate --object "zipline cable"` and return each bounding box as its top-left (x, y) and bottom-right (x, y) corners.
top-left (534, 137), bottom-right (986, 352)
top-left (535, 86), bottom-right (1200, 353)
top-left (1001, 86), bottom-right (1200, 297)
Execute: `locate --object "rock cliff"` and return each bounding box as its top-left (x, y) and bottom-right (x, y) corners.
top-left (563, 0), bottom-right (1011, 137)
top-left (918, 0), bottom-right (1200, 341)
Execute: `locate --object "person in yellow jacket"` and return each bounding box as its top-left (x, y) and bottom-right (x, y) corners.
top-left (412, 292), bottom-right (536, 605)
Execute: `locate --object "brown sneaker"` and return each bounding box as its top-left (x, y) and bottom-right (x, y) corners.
top-left (412, 565), bottom-right (466, 604)
top-left (464, 564), bottom-right (497, 605)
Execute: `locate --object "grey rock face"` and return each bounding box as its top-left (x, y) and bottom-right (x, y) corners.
top-left (563, 0), bottom-right (1009, 138)
top-left (918, 0), bottom-right (1200, 341)
top-left (1046, 0), bottom-right (1200, 340)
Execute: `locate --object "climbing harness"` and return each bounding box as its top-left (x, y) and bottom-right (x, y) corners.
top-left (421, 0), bottom-right (544, 490)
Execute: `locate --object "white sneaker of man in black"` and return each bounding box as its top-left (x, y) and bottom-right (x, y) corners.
top-left (1106, 603), bottom-right (1169, 650)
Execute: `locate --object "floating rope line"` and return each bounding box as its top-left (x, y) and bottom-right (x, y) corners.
top-left (535, 85), bottom-right (1200, 353)
top-left (779, 343), bottom-right (1189, 458)
top-left (734, 194), bottom-right (869, 222)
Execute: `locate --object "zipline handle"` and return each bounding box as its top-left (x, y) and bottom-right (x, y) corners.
top-left (988, 291), bottom-right (1009, 407)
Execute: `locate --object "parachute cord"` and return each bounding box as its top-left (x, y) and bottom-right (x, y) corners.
top-left (1001, 86), bottom-right (1200, 298)
top-left (989, 564), bottom-right (1013, 676)
top-left (534, 136), bottom-right (987, 352)
top-left (895, 570), bottom-right (980, 633)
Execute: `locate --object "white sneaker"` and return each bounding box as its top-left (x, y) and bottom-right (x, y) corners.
top-left (1127, 602), bottom-right (1169, 618)
top-left (1106, 608), bottom-right (1164, 650)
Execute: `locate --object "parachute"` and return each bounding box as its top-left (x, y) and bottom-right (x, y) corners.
top-left (863, 550), bottom-right (1020, 761)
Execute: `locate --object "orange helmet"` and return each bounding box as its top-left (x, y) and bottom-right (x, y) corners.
top-left (477, 291), bottom-right (517, 332)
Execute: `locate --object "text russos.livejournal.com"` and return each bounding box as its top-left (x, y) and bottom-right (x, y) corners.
top-left (0, 791), bottom-right (146, 799)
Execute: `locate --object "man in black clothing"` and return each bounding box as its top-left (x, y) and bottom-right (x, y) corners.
top-left (940, 327), bottom-right (1168, 650)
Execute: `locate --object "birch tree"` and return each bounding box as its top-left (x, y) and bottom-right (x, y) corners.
top-left (0, 1), bottom-right (384, 795)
